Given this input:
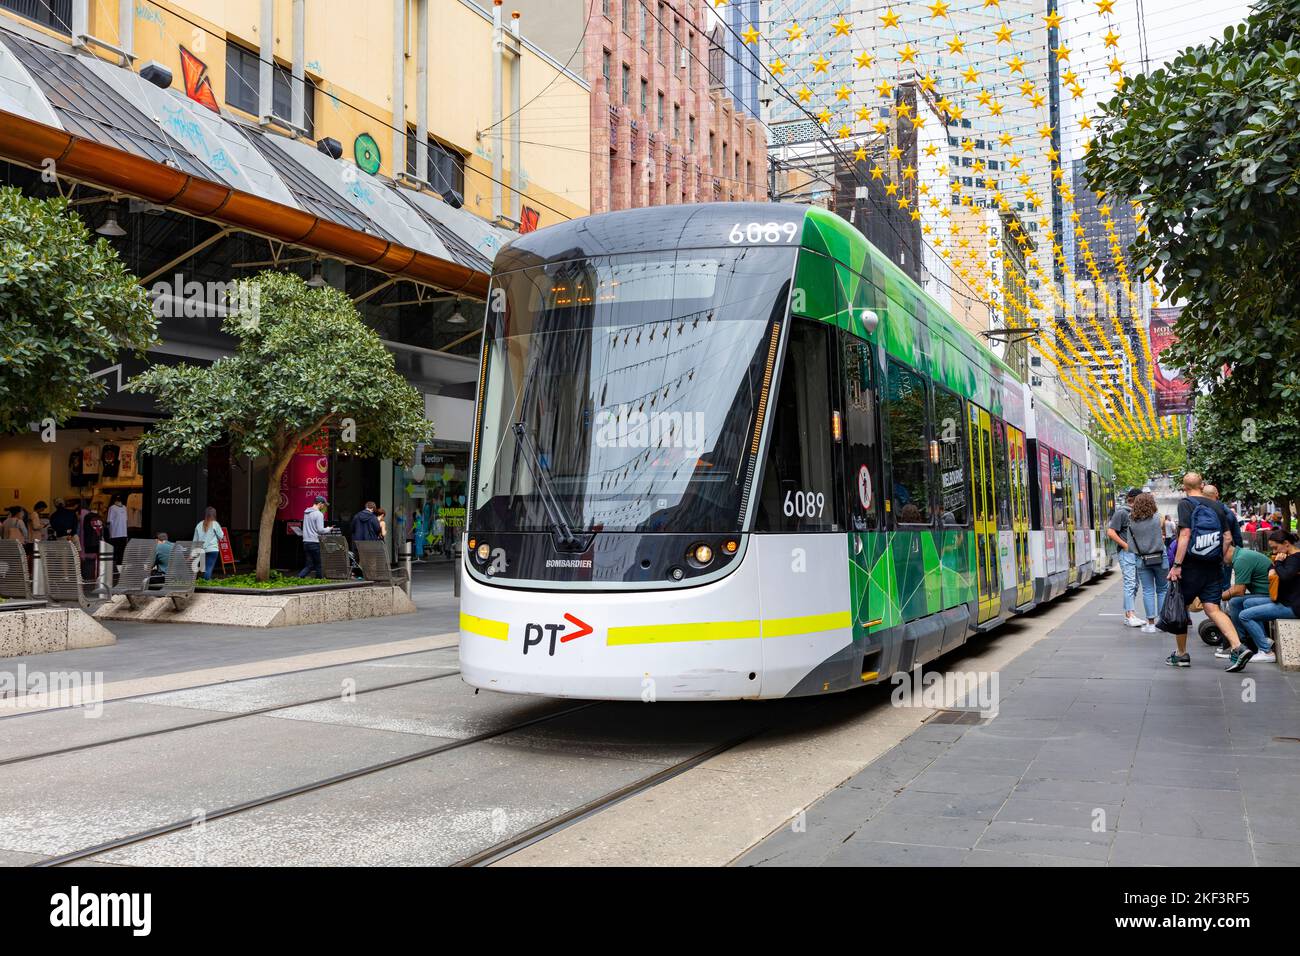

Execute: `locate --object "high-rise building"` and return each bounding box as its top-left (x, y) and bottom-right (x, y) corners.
top-left (586, 0), bottom-right (768, 212)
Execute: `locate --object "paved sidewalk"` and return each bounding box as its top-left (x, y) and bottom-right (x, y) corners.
top-left (741, 579), bottom-right (1300, 867)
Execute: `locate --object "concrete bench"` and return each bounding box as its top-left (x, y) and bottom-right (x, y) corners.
top-left (1274, 619), bottom-right (1300, 671)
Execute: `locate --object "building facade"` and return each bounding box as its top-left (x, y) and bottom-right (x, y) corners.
top-left (0, 0), bottom-right (590, 569)
top-left (586, 0), bottom-right (767, 212)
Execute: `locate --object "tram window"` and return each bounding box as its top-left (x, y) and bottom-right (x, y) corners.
top-left (992, 417), bottom-right (1011, 529)
top-left (841, 332), bottom-right (879, 530)
top-left (756, 319), bottom-right (842, 532)
top-left (933, 387), bottom-right (967, 527)
top-left (883, 361), bottom-right (932, 526)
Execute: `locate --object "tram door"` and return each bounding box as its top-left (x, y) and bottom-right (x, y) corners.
top-left (968, 404), bottom-right (998, 623)
top-left (1007, 425), bottom-right (1033, 607)
top-left (1063, 457), bottom-right (1079, 586)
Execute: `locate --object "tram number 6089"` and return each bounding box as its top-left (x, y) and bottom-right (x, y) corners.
top-left (728, 221), bottom-right (799, 244)
top-left (784, 489), bottom-right (826, 519)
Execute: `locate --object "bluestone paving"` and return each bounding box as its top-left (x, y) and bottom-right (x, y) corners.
top-left (744, 575), bottom-right (1300, 866)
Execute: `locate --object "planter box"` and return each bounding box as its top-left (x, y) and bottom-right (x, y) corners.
top-left (195, 581), bottom-right (372, 596)
top-left (0, 606), bottom-right (116, 658)
top-left (94, 584), bottom-right (416, 628)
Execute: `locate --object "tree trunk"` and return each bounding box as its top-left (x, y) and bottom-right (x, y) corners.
top-left (256, 450), bottom-right (295, 582)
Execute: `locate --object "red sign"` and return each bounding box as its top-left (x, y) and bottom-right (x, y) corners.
top-left (218, 530), bottom-right (235, 566)
top-left (1149, 307), bottom-right (1194, 416)
top-left (275, 434), bottom-right (330, 521)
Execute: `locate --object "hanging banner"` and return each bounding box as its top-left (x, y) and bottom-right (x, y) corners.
top-left (275, 433), bottom-right (330, 521)
top-left (1148, 307), bottom-right (1194, 416)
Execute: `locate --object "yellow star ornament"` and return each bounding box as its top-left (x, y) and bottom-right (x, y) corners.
top-left (811, 54), bottom-right (831, 73)
top-left (831, 16), bottom-right (852, 37)
top-left (880, 7), bottom-right (900, 29)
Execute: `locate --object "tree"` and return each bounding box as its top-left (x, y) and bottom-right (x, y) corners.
top-left (1085, 0), bottom-right (1300, 414)
top-left (1186, 391), bottom-right (1300, 528)
top-left (1089, 426), bottom-right (1187, 491)
top-left (130, 272), bottom-right (433, 581)
top-left (0, 187), bottom-right (156, 433)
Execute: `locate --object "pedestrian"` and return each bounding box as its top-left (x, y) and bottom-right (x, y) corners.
top-left (28, 501), bottom-right (47, 544)
top-left (350, 500), bottom-right (381, 542)
top-left (48, 498), bottom-right (78, 540)
top-left (2, 506), bottom-right (28, 543)
top-left (1233, 529), bottom-right (1300, 665)
top-left (152, 531), bottom-right (173, 583)
top-left (1107, 487), bottom-right (1143, 628)
top-left (375, 507), bottom-right (387, 540)
top-left (1129, 492), bottom-right (1169, 633)
top-left (1167, 472), bottom-right (1253, 671)
top-left (192, 506), bottom-right (224, 580)
top-left (1218, 538), bottom-right (1274, 659)
top-left (80, 504), bottom-right (104, 581)
top-left (106, 494), bottom-right (129, 568)
top-left (299, 495), bottom-right (327, 579)
top-left (1161, 511), bottom-right (1177, 548)
top-left (1202, 484), bottom-right (1242, 592)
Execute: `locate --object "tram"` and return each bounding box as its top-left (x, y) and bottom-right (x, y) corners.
top-left (458, 203), bottom-right (1115, 700)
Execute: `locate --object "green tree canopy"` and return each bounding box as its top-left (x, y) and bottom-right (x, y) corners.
top-left (1090, 427), bottom-right (1187, 491)
top-left (1085, 0), bottom-right (1300, 413)
top-left (0, 187), bottom-right (156, 433)
top-left (131, 271), bottom-right (433, 580)
top-left (1186, 390), bottom-right (1300, 525)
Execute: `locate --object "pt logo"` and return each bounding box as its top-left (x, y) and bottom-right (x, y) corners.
top-left (522, 613), bottom-right (593, 656)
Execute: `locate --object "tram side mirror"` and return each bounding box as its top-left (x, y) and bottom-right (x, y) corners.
top-left (859, 309), bottom-right (880, 334)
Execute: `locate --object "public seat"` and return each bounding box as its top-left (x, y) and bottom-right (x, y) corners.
top-left (318, 533), bottom-right (353, 581)
top-left (354, 540), bottom-right (408, 591)
top-left (131, 541), bottom-right (199, 610)
top-left (40, 539), bottom-right (89, 609)
top-left (0, 538), bottom-right (32, 600)
top-left (112, 539), bottom-right (159, 609)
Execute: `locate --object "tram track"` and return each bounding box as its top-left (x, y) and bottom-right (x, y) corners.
top-left (451, 725), bottom-right (773, 867)
top-left (32, 699), bottom-right (602, 867)
top-left (0, 643), bottom-right (460, 723)
top-left (28, 694), bottom-right (789, 868)
top-left (0, 669), bottom-right (463, 769)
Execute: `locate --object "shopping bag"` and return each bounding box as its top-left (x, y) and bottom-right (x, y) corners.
top-left (1157, 579), bottom-right (1191, 634)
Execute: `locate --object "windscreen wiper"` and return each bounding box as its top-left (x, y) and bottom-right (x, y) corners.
top-left (511, 422), bottom-right (587, 552)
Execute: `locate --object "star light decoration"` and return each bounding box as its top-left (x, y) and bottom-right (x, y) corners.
top-left (728, 0), bottom-right (1159, 434)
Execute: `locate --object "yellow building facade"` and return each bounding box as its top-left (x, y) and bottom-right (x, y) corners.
top-left (5, 0), bottom-right (590, 227)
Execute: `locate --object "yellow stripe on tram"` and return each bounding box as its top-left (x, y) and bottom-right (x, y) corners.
top-left (607, 619), bottom-right (761, 646)
top-left (761, 610), bottom-right (852, 638)
top-left (460, 612), bottom-right (509, 641)
top-left (607, 611), bottom-right (850, 646)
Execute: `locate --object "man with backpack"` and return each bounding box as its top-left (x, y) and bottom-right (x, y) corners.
top-left (1166, 472), bottom-right (1253, 671)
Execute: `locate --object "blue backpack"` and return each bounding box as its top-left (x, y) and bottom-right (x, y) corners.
top-left (1188, 502), bottom-right (1224, 561)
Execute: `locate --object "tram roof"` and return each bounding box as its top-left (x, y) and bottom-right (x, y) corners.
top-left (495, 203), bottom-right (807, 273)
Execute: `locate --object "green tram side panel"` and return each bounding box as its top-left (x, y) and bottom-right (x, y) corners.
top-left (797, 206), bottom-right (1007, 635)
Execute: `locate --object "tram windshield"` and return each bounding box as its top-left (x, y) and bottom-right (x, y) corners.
top-left (471, 245), bottom-right (795, 536)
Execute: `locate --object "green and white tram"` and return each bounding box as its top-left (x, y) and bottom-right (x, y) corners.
top-left (459, 204), bottom-right (1113, 700)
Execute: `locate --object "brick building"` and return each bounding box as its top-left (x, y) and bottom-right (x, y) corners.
top-left (586, 0), bottom-right (767, 212)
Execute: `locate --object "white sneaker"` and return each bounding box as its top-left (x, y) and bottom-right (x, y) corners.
top-left (1142, 623), bottom-right (1157, 633)
top-left (1254, 651), bottom-right (1277, 663)
top-left (1125, 616), bottom-right (1144, 627)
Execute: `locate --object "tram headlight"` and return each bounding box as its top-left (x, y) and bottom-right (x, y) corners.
top-left (476, 542), bottom-right (491, 562)
top-left (688, 543), bottom-right (714, 567)
top-left (723, 539), bottom-right (739, 555)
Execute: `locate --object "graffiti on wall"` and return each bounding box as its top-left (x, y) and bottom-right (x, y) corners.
top-left (179, 46), bottom-right (219, 113)
top-left (354, 133), bottom-right (382, 175)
